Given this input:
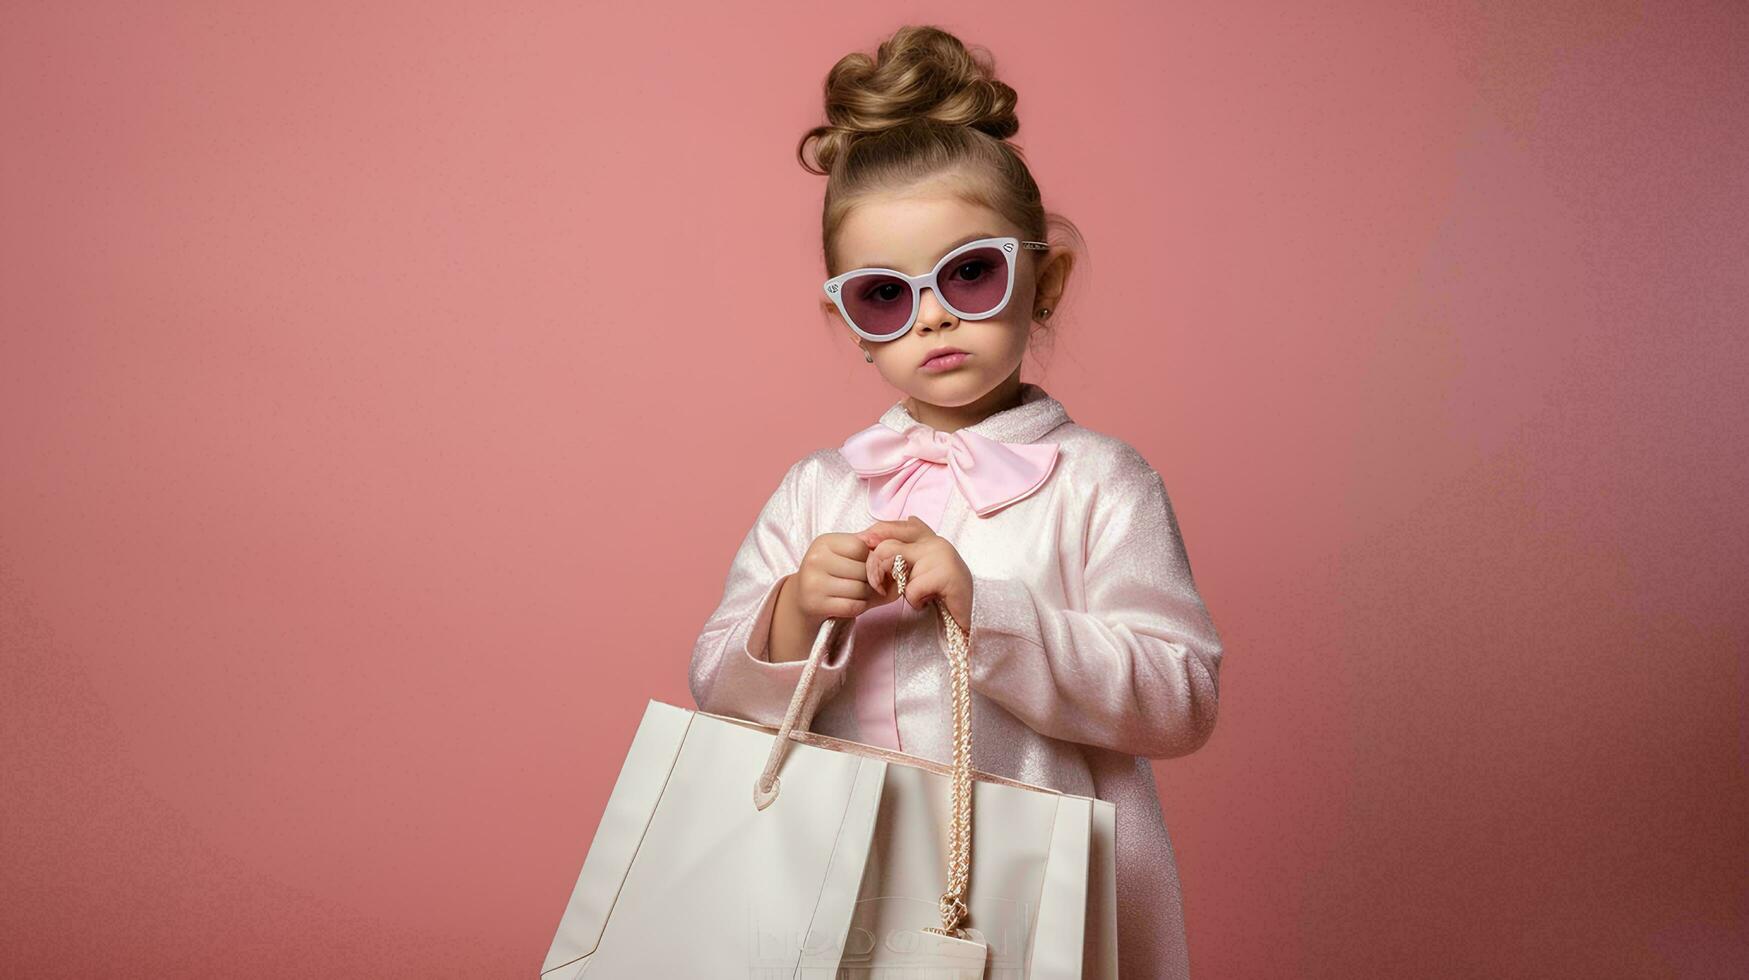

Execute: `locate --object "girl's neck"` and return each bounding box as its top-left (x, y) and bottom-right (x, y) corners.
top-left (904, 374), bottom-right (1025, 433)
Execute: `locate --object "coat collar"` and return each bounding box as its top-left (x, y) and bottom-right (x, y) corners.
top-left (875, 381), bottom-right (1071, 444)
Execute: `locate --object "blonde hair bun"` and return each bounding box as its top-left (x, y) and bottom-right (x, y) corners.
top-left (800, 25), bottom-right (1020, 176)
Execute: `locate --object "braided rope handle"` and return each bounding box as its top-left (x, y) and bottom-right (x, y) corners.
top-left (892, 553), bottom-right (977, 941)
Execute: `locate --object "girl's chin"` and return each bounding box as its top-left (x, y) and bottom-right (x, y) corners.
top-left (907, 376), bottom-right (995, 403)
top-left (910, 376), bottom-right (981, 397)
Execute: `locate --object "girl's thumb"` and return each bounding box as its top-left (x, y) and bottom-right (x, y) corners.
top-left (865, 551), bottom-right (888, 594)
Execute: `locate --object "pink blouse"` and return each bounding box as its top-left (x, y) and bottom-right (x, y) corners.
top-left (835, 429), bottom-right (950, 751)
top-left (688, 382), bottom-right (1225, 979)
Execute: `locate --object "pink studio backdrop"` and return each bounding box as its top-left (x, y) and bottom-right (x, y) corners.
top-left (2, 3), bottom-right (1744, 978)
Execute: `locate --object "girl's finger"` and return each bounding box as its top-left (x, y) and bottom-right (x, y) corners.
top-left (866, 543), bottom-right (902, 593)
top-left (868, 537), bottom-right (916, 591)
top-left (861, 518), bottom-right (930, 545)
top-left (896, 564), bottom-right (939, 608)
top-left (815, 549), bottom-right (874, 586)
top-left (821, 567), bottom-right (877, 599)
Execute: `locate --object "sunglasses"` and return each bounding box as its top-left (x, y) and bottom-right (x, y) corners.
top-left (823, 236), bottom-right (1050, 342)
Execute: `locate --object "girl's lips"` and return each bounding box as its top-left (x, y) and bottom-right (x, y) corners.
top-left (920, 351), bottom-right (970, 373)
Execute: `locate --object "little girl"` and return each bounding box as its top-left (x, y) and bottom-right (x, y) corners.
top-left (688, 25), bottom-right (1224, 980)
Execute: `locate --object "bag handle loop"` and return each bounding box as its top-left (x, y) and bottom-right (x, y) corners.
top-left (750, 554), bottom-right (976, 940)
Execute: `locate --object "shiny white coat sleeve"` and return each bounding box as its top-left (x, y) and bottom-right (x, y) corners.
top-left (965, 451), bottom-right (1223, 759)
top-left (688, 457), bottom-right (857, 728)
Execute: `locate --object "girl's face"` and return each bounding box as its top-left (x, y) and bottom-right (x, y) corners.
top-left (825, 183), bottom-right (1054, 412)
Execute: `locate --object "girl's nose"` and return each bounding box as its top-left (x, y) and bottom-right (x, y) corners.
top-left (916, 287), bottom-right (957, 330)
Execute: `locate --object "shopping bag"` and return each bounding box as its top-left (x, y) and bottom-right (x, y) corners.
top-left (540, 554), bottom-right (1118, 978)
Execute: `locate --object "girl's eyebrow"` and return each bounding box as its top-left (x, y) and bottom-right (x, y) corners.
top-left (855, 231), bottom-right (1001, 271)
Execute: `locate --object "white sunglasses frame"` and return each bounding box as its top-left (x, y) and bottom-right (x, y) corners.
top-left (822, 236), bottom-right (1051, 343)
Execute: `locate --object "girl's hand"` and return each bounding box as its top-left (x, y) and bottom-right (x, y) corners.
top-left (857, 516), bottom-right (973, 634)
top-left (767, 532), bottom-right (879, 664)
top-left (789, 532), bottom-right (883, 626)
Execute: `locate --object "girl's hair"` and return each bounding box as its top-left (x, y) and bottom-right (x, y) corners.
top-left (798, 25), bottom-right (1084, 357)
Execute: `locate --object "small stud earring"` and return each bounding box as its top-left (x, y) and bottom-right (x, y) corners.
top-left (1036, 307), bottom-right (1052, 320)
top-left (862, 347), bottom-right (874, 363)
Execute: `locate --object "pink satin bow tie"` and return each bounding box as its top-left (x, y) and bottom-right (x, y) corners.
top-left (839, 422), bottom-right (1061, 519)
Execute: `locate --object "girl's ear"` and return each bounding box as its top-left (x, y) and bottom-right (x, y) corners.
top-left (1035, 248), bottom-right (1073, 311)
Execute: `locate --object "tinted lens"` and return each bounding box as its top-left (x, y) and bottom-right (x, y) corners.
top-left (937, 246), bottom-right (1010, 316)
top-left (840, 272), bottom-right (914, 336)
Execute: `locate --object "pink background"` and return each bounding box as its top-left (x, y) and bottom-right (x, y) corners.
top-left (3, 3), bottom-right (1744, 977)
